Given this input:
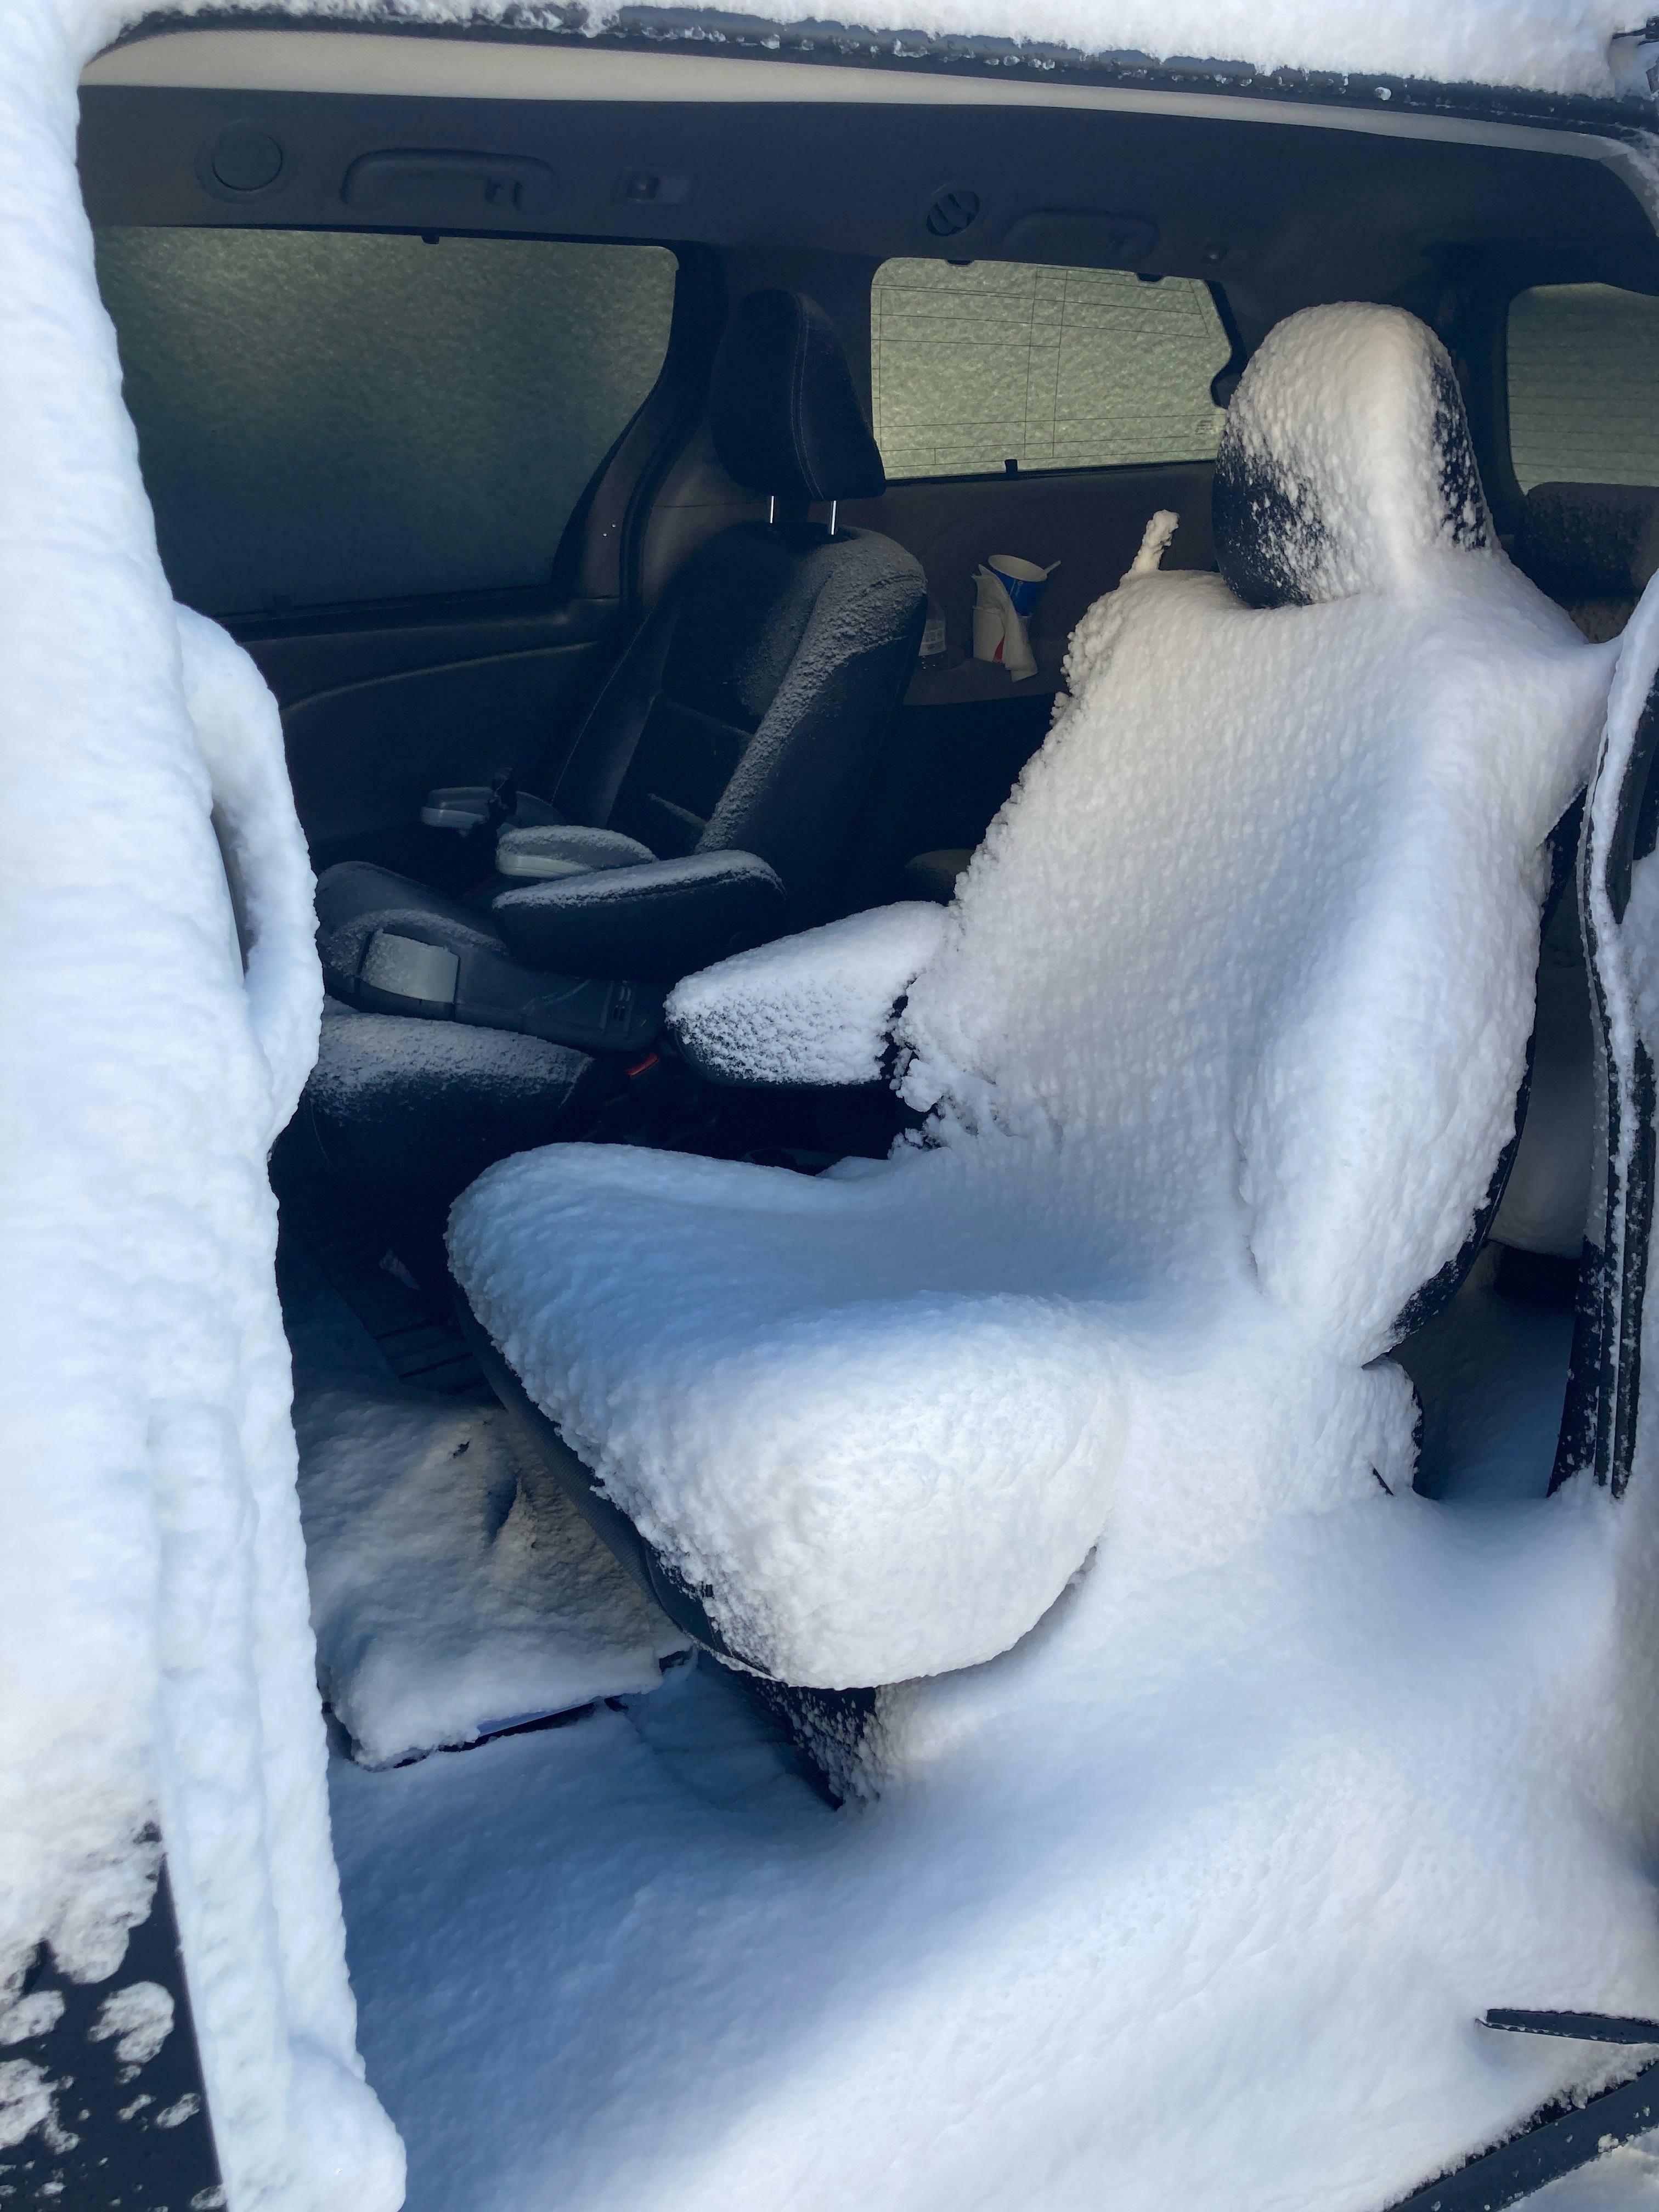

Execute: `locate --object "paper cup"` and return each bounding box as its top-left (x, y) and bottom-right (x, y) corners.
top-left (988, 554), bottom-right (1051, 616)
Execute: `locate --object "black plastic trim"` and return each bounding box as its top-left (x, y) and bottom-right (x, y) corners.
top-left (0, 1860), bottom-right (224, 2209)
top-left (1551, 673), bottom-right (1659, 1496)
top-left (1384, 2055), bottom-right (1659, 2211)
top-left (881, 452), bottom-right (1222, 490)
top-left (1207, 279), bottom-right (1249, 408)
top-left (1486, 2008), bottom-right (1659, 2044)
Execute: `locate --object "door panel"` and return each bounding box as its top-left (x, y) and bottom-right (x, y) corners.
top-left (234, 595), bottom-right (621, 875)
top-left (88, 221), bottom-right (701, 885)
top-left (849, 459), bottom-right (1216, 663)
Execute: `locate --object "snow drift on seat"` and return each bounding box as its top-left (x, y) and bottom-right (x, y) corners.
top-left (449, 306), bottom-right (1616, 1690)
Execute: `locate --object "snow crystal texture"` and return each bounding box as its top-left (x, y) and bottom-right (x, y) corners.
top-left (451, 307), bottom-right (1616, 1690)
top-left (667, 902), bottom-right (946, 1086)
top-left (344, 772), bottom-right (1659, 2211)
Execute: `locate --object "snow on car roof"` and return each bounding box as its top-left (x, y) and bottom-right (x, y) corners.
top-left (83, 0), bottom-right (1659, 108)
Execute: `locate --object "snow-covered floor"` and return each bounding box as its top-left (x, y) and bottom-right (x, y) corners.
top-left (1401, 1266), bottom-right (1659, 2210)
top-left (295, 1236), bottom-right (1659, 2211)
top-left (285, 1231), bottom-right (689, 1770)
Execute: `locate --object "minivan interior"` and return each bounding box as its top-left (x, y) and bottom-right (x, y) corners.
top-left (50, 23), bottom-right (1659, 2210)
top-left (75, 17), bottom-right (1659, 1666)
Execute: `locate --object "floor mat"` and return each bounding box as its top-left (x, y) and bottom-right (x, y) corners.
top-left (280, 1217), bottom-right (690, 1768)
top-left (297, 1382), bottom-right (691, 1768)
top-left (277, 1152), bottom-right (488, 1397)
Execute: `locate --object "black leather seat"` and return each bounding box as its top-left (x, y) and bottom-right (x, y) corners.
top-left (301, 291), bottom-right (925, 1205)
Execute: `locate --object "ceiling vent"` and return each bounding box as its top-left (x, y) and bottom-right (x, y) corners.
top-left (924, 187), bottom-right (980, 239)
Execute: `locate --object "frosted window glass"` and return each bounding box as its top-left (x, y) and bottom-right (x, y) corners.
top-left (1508, 284), bottom-right (1659, 493)
top-left (871, 258), bottom-right (1230, 481)
top-left (93, 229), bottom-right (677, 614)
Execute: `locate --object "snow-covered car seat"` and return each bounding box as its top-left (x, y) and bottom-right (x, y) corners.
top-left (448, 304), bottom-right (1618, 1692)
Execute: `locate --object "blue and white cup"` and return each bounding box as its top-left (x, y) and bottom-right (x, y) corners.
top-left (986, 553), bottom-right (1057, 616)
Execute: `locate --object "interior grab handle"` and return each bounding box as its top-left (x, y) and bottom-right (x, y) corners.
top-left (341, 150), bottom-right (556, 215)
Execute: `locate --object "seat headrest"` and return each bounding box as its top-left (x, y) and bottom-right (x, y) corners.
top-left (1212, 304), bottom-right (1491, 609)
top-left (709, 289), bottom-right (887, 505)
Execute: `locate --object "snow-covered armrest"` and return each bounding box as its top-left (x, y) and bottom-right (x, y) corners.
top-left (666, 902), bottom-right (947, 1087)
top-left (495, 823), bottom-right (656, 881)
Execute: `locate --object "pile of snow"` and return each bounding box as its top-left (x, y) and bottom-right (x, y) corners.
top-left (669, 902), bottom-right (945, 1087)
top-left (328, 1474), bottom-right (1659, 2212)
top-left (297, 1384), bottom-right (688, 1769)
top-left (452, 306), bottom-right (1616, 1690)
top-left (359, 510), bottom-right (1659, 2212)
top-left (342, 905), bottom-right (1659, 2212)
top-left (1, 2), bottom-right (400, 2204)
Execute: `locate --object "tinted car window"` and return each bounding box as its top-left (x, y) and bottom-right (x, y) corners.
top-left (1507, 282), bottom-right (1659, 491)
top-left (94, 230), bottom-right (677, 616)
top-left (870, 258), bottom-right (1231, 481)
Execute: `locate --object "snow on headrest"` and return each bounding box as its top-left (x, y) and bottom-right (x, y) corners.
top-left (1212, 304), bottom-right (1491, 608)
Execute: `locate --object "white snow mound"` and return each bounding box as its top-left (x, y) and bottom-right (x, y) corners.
top-left (452, 306), bottom-right (1617, 1690)
top-left (1, 2), bottom-right (402, 2204)
top-left (668, 902), bottom-right (946, 1087)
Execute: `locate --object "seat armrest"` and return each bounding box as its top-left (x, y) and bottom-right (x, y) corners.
top-left (321, 905), bottom-right (663, 1054)
top-left (490, 851), bottom-right (787, 983)
top-left (421, 784), bottom-right (494, 832)
top-left (420, 785), bottom-right (562, 833)
top-left (666, 902), bottom-right (947, 1086)
top-left (495, 823), bottom-right (657, 882)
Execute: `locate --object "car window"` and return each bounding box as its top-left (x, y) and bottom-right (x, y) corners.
top-left (93, 230), bottom-right (678, 617)
top-left (870, 258), bottom-right (1231, 482)
top-left (1506, 282), bottom-right (1659, 492)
